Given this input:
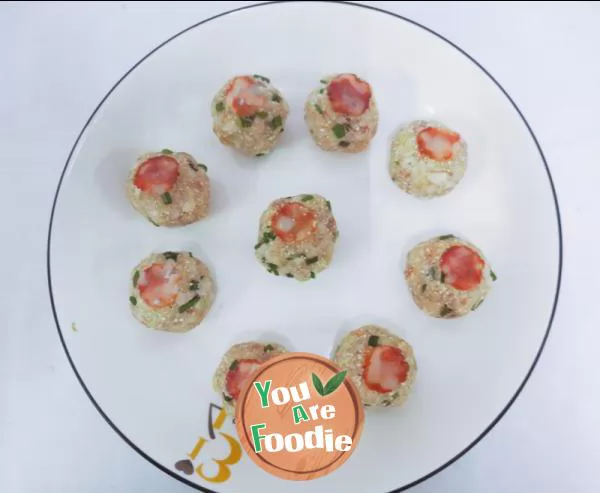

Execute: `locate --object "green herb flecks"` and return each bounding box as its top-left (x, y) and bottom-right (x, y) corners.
top-left (189, 280), bottom-right (199, 291)
top-left (440, 305), bottom-right (454, 318)
top-left (255, 230), bottom-right (277, 249)
top-left (305, 256), bottom-right (319, 265)
top-left (215, 101), bottom-right (225, 112)
top-left (338, 140), bottom-right (350, 148)
top-left (368, 335), bottom-right (379, 347)
top-left (229, 360), bottom-right (239, 371)
top-left (471, 299), bottom-right (485, 311)
top-left (161, 192), bottom-right (172, 205)
top-left (239, 115), bottom-right (255, 128)
top-left (269, 115), bottom-right (283, 130)
top-left (438, 234), bottom-right (455, 240)
top-left (301, 194), bottom-right (314, 202)
top-left (253, 74), bottom-right (270, 83)
top-left (178, 295), bottom-right (200, 313)
top-left (164, 252), bottom-right (178, 261)
top-left (161, 148), bottom-right (173, 154)
top-left (129, 296), bottom-right (137, 306)
top-left (132, 270), bottom-right (140, 287)
top-left (332, 123), bottom-right (346, 139)
top-left (315, 104), bottom-right (324, 115)
top-left (264, 344), bottom-right (274, 352)
top-left (266, 263), bottom-right (279, 276)
top-left (491, 270), bottom-right (497, 282)
top-left (272, 93), bottom-right (282, 103)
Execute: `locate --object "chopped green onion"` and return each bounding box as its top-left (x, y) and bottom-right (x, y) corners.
top-left (438, 234), bottom-right (455, 240)
top-left (161, 192), bottom-right (172, 205)
top-left (164, 252), bottom-right (178, 261)
top-left (270, 115), bottom-right (283, 130)
top-left (491, 270), bottom-right (497, 282)
top-left (368, 335), bottom-right (379, 347)
top-left (264, 344), bottom-right (274, 352)
top-left (326, 200), bottom-right (332, 211)
top-left (305, 256), bottom-right (318, 265)
top-left (253, 74), bottom-right (270, 83)
top-left (132, 270), bottom-right (139, 287)
top-left (189, 280), bottom-right (199, 291)
top-left (338, 141), bottom-right (350, 148)
top-left (332, 123), bottom-right (346, 139)
top-left (239, 116), bottom-right (254, 127)
top-left (440, 272), bottom-right (446, 284)
top-left (256, 111), bottom-right (268, 119)
top-left (471, 299), bottom-right (485, 311)
top-left (161, 148), bottom-right (173, 154)
top-left (301, 194), bottom-right (314, 202)
top-left (229, 360), bottom-right (239, 371)
top-left (272, 93), bottom-right (282, 103)
top-left (129, 296), bottom-right (137, 306)
top-left (310, 271), bottom-right (316, 279)
top-left (440, 305), bottom-right (453, 317)
top-left (215, 101), bottom-right (225, 112)
top-left (314, 104), bottom-right (324, 115)
top-left (178, 295), bottom-right (200, 313)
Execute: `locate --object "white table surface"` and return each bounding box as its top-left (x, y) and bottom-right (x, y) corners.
top-left (1, 1), bottom-right (598, 492)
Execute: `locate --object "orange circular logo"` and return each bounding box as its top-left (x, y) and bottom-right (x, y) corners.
top-left (235, 352), bottom-right (364, 481)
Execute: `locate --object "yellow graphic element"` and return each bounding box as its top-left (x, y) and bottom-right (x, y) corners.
top-left (186, 404), bottom-right (242, 484)
top-left (196, 431), bottom-right (242, 483)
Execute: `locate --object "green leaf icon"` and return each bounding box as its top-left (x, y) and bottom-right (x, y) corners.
top-left (312, 373), bottom-right (325, 396)
top-left (323, 370), bottom-right (347, 396)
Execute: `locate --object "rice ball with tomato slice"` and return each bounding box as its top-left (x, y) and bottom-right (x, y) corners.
top-left (211, 74), bottom-right (289, 156)
top-left (404, 234), bottom-right (496, 319)
top-left (254, 194), bottom-right (338, 281)
top-left (304, 73), bottom-right (378, 153)
top-left (213, 341), bottom-right (287, 415)
top-left (333, 325), bottom-right (416, 408)
top-left (126, 150), bottom-right (210, 227)
top-left (129, 251), bottom-right (215, 332)
top-left (389, 120), bottom-right (467, 197)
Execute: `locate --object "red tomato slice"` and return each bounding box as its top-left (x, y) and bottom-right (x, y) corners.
top-left (138, 262), bottom-right (180, 308)
top-left (133, 155), bottom-right (179, 195)
top-left (271, 202), bottom-right (317, 243)
top-left (440, 245), bottom-right (484, 291)
top-left (225, 359), bottom-right (262, 400)
top-left (416, 127), bottom-right (461, 161)
top-left (327, 74), bottom-right (372, 117)
top-left (225, 76), bottom-right (267, 117)
top-left (363, 345), bottom-right (409, 394)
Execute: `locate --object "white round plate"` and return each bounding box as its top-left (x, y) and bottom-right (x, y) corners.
top-left (48, 2), bottom-right (562, 492)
